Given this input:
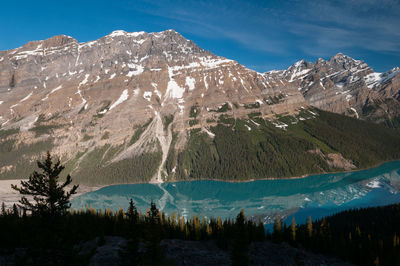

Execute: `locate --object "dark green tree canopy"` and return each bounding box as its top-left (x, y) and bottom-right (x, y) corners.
top-left (11, 151), bottom-right (79, 216)
top-left (126, 198), bottom-right (139, 224)
top-left (147, 201), bottom-right (160, 225)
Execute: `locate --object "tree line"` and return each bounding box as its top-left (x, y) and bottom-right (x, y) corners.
top-left (3, 151), bottom-right (400, 265)
top-left (269, 204), bottom-right (400, 266)
top-left (0, 153), bottom-right (264, 265)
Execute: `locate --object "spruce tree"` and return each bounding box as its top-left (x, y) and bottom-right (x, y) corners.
top-left (306, 216), bottom-right (313, 238)
top-left (11, 151), bottom-right (79, 216)
top-left (147, 201), bottom-right (161, 226)
top-left (142, 201), bottom-right (165, 265)
top-left (290, 216), bottom-right (296, 241)
top-left (126, 198), bottom-right (139, 224)
top-left (231, 209), bottom-right (249, 266)
top-left (256, 216), bottom-right (265, 241)
top-left (122, 199), bottom-right (140, 266)
top-left (273, 213), bottom-right (282, 242)
top-left (1, 202), bottom-right (6, 216)
top-left (12, 204), bottom-right (19, 218)
top-left (216, 216), bottom-right (227, 248)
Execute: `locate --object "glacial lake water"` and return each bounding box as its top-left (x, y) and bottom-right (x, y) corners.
top-left (71, 161), bottom-right (400, 227)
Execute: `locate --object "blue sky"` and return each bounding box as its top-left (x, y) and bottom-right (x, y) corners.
top-left (1, 0), bottom-right (399, 72)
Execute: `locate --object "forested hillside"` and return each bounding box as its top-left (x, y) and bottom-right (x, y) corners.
top-left (167, 109), bottom-right (400, 181)
top-left (1, 108), bottom-right (400, 184)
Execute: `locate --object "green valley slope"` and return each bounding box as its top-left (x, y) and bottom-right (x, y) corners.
top-left (2, 108), bottom-right (398, 185)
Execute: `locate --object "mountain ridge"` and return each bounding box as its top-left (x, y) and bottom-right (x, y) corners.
top-left (0, 29), bottom-right (399, 184)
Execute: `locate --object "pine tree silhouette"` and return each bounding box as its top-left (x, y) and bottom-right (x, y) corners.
top-left (126, 198), bottom-right (139, 224)
top-left (11, 151), bottom-right (78, 216)
top-left (231, 209), bottom-right (250, 266)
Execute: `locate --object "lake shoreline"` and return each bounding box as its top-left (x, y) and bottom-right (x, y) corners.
top-left (71, 159), bottom-right (400, 223)
top-left (2, 159), bottom-right (399, 203)
top-left (79, 159), bottom-right (400, 189)
top-left (0, 180), bottom-right (103, 207)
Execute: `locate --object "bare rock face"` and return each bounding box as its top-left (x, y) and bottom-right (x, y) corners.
top-left (0, 30), bottom-right (398, 183)
top-left (0, 30), bottom-right (307, 182)
top-left (279, 53), bottom-right (400, 123)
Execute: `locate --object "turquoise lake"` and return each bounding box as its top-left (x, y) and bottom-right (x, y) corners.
top-left (71, 161), bottom-right (400, 226)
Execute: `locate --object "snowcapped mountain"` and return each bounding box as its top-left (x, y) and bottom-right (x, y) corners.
top-left (0, 30), bottom-right (399, 184)
top-left (275, 53), bottom-right (400, 123)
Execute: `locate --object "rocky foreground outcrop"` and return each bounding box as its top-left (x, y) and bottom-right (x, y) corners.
top-left (79, 237), bottom-right (353, 265)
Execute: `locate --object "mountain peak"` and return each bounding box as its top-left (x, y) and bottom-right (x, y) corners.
top-left (327, 53), bottom-right (369, 71)
top-left (106, 30), bottom-right (146, 38)
top-left (105, 29), bottom-right (183, 39)
top-left (0, 30), bottom-right (399, 185)
top-left (17, 35), bottom-right (77, 53)
top-left (330, 53), bottom-right (358, 63)
top-left (331, 53), bottom-right (349, 60)
top-left (42, 35), bottom-right (77, 48)
top-left (287, 59), bottom-right (312, 71)
top-left (288, 59), bottom-right (311, 70)
top-left (294, 59), bottom-right (306, 66)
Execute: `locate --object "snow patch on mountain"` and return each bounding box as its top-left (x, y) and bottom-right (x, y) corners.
top-left (151, 83), bottom-right (162, 99)
top-left (50, 85), bottom-right (63, 94)
top-left (204, 76), bottom-right (209, 90)
top-left (364, 68), bottom-right (399, 89)
top-left (143, 91), bottom-right (152, 102)
top-left (271, 121), bottom-right (288, 130)
top-left (110, 89), bottom-right (129, 110)
top-left (350, 107), bottom-right (359, 118)
top-left (127, 65), bottom-right (144, 77)
top-left (319, 81), bottom-right (326, 90)
top-left (199, 57), bottom-right (233, 69)
top-left (20, 92), bottom-right (33, 102)
top-left (166, 67), bottom-right (185, 99)
top-left (79, 74), bottom-right (90, 87)
top-left (133, 88), bottom-right (140, 97)
top-left (289, 68), bottom-right (311, 82)
top-left (186, 77), bottom-right (195, 91)
top-left (107, 30), bottom-right (145, 38)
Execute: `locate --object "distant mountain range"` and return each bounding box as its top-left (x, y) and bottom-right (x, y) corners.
top-left (0, 30), bottom-right (399, 184)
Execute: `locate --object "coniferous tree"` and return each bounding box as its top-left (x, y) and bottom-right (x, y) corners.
top-left (147, 201), bottom-right (160, 225)
top-left (306, 216), bottom-right (313, 238)
top-left (291, 217), bottom-right (297, 241)
top-left (141, 201), bottom-right (165, 265)
top-left (206, 223), bottom-right (213, 237)
top-left (1, 202), bottom-right (5, 216)
top-left (216, 216), bottom-right (227, 248)
top-left (126, 198), bottom-right (139, 224)
top-left (11, 151), bottom-right (78, 216)
top-left (12, 204), bottom-right (19, 218)
top-left (122, 199), bottom-right (140, 266)
top-left (273, 213), bottom-right (282, 242)
top-left (231, 209), bottom-right (249, 266)
top-left (256, 216), bottom-right (265, 241)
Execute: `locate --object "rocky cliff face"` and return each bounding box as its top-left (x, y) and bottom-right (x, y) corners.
top-left (272, 53), bottom-right (400, 124)
top-left (0, 30), bottom-right (399, 183)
